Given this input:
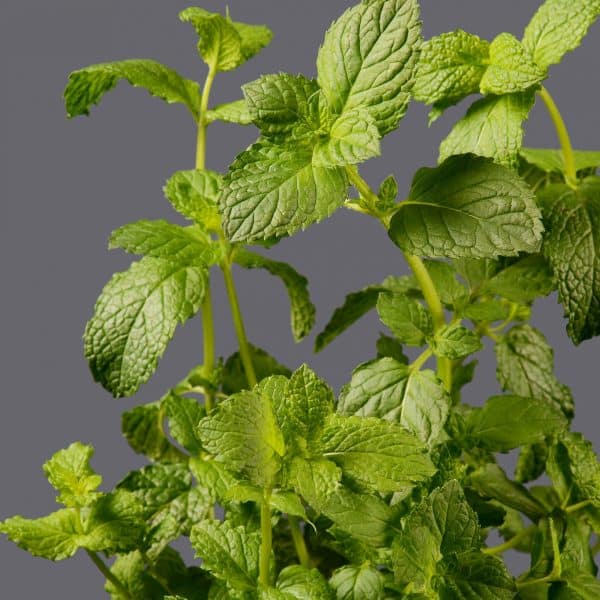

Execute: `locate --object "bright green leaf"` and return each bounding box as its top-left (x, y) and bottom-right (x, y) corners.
top-left (220, 139), bottom-right (347, 242)
top-left (317, 0), bottom-right (422, 136)
top-left (376, 293), bottom-right (432, 345)
top-left (43, 442), bottom-right (103, 508)
top-left (433, 323), bottom-right (482, 360)
top-left (206, 99), bottom-right (252, 125)
top-left (520, 148), bottom-right (600, 176)
top-left (64, 60), bottom-right (201, 119)
top-left (389, 155), bottom-right (543, 258)
top-left (480, 33), bottom-right (546, 95)
top-left (276, 565), bottom-right (334, 599)
top-left (163, 392), bottom-right (205, 455)
top-left (286, 457), bottom-right (342, 513)
top-left (329, 563), bottom-right (384, 600)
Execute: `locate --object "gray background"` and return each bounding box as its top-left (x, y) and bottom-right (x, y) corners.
top-left (1, 1), bottom-right (599, 597)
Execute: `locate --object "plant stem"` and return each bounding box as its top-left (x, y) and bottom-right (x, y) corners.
top-left (538, 86), bottom-right (578, 188)
top-left (410, 347), bottom-right (434, 372)
top-left (86, 550), bottom-right (133, 600)
top-left (221, 243), bottom-right (257, 388)
top-left (564, 499), bottom-right (592, 513)
top-left (259, 489), bottom-right (273, 586)
top-left (195, 64), bottom-right (218, 413)
top-left (345, 165), bottom-right (380, 209)
top-left (518, 518), bottom-right (562, 589)
top-left (289, 516), bottom-right (311, 568)
top-left (483, 525), bottom-right (536, 556)
top-left (404, 254), bottom-right (452, 391)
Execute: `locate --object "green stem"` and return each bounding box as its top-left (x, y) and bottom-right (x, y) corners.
top-left (195, 64), bottom-right (217, 170)
top-left (483, 525), bottom-right (536, 556)
top-left (345, 165), bottom-right (380, 209)
top-left (518, 518), bottom-right (562, 589)
top-left (86, 550), bottom-right (134, 600)
top-left (410, 348), bottom-right (434, 372)
top-left (221, 243), bottom-right (257, 388)
top-left (289, 517), bottom-right (311, 568)
top-left (538, 86), bottom-right (577, 188)
top-left (564, 500), bottom-right (592, 514)
top-left (404, 254), bottom-right (452, 391)
top-left (259, 489), bottom-right (273, 586)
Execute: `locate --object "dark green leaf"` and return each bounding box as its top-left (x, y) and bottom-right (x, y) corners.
top-left (163, 392), bottom-right (205, 455)
top-left (433, 323), bottom-right (482, 360)
top-left (376, 293), bottom-right (432, 345)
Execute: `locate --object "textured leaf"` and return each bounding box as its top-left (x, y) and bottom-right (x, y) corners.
top-left (164, 169), bottom-right (222, 230)
top-left (109, 220), bottom-right (217, 264)
top-left (423, 260), bottom-right (469, 307)
top-left (559, 571), bottom-right (600, 600)
top-left (43, 442), bottom-right (102, 508)
top-left (105, 550), bottom-right (165, 600)
top-left (522, 0), bottom-right (600, 68)
top-left (233, 248), bottom-right (316, 341)
top-left (389, 155), bottom-right (543, 258)
top-left (317, 415), bottom-right (435, 492)
top-left (85, 256), bottom-right (208, 397)
top-left (273, 365), bottom-right (333, 444)
top-left (413, 30), bottom-right (489, 119)
top-left (480, 33), bottom-right (546, 95)
top-left (197, 391), bottom-right (285, 487)
top-left (276, 565), bottom-right (334, 599)
top-left (377, 292), bottom-right (432, 345)
top-left (329, 564), bottom-right (384, 600)
top-left (206, 99), bottom-right (252, 125)
top-left (496, 324), bottom-right (574, 417)
top-left (64, 59), bottom-right (201, 119)
top-left (439, 92), bottom-right (536, 167)
top-left (243, 74), bottom-right (320, 137)
top-left (338, 360), bottom-right (449, 447)
top-left (539, 177), bottom-right (600, 343)
top-left (188, 459), bottom-right (237, 503)
top-left (441, 552), bottom-right (516, 599)
top-left (220, 139), bottom-right (347, 242)
top-left (122, 402), bottom-right (185, 463)
top-left (163, 392), bottom-right (205, 455)
top-left (392, 480), bottom-right (480, 593)
top-left (482, 254), bottom-right (554, 303)
top-left (317, 0), bottom-right (422, 136)
top-left (466, 395), bottom-right (567, 452)
top-left (313, 108), bottom-right (381, 167)
top-left (286, 457), bottom-right (342, 512)
top-left (0, 509), bottom-right (82, 560)
top-left (190, 520), bottom-right (260, 591)
top-left (433, 323), bottom-right (482, 360)
top-left (520, 148), bottom-right (600, 176)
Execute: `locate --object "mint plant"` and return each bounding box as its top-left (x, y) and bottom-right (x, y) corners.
top-left (3, 0), bottom-right (600, 597)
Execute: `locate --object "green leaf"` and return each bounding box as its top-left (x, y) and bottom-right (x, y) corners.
top-left (276, 565), bottom-right (334, 599)
top-left (338, 360), bottom-right (450, 447)
top-left (64, 59), bottom-right (201, 119)
top-left (105, 550), bottom-right (165, 600)
top-left (0, 509), bottom-right (82, 560)
top-left (220, 139), bottom-right (347, 242)
top-left (315, 286), bottom-right (384, 352)
top-left (206, 99), bottom-right (252, 125)
top-left (466, 395), bottom-right (567, 452)
top-left (189, 459), bottom-right (237, 503)
top-left (539, 177), bottom-right (600, 343)
top-left (122, 402), bottom-right (185, 463)
top-left (389, 155), bottom-right (543, 258)
top-left (376, 334), bottom-right (409, 363)
top-left (462, 299), bottom-right (509, 322)
top-left (179, 8), bottom-right (271, 72)
top-left (163, 169), bottom-right (222, 231)
top-left (413, 30), bottom-right (489, 119)
top-left (496, 324), bottom-right (574, 418)
top-left (376, 293), bottom-right (432, 345)
top-left (85, 256), bottom-right (208, 397)
top-left (441, 551), bottom-right (516, 599)
top-left (439, 92), bottom-right (536, 167)
top-left (197, 391), bottom-right (285, 487)
top-left (82, 490), bottom-right (146, 554)
top-left (482, 254), bottom-right (554, 303)
top-left (423, 260), bottom-right (468, 307)
top-left (520, 148), bottom-right (600, 176)
top-left (243, 74), bottom-right (320, 137)
top-left (274, 365), bottom-right (333, 443)
top-left (480, 33), bottom-right (546, 95)
top-left (313, 108), bottom-right (381, 168)
top-left (109, 220), bottom-right (217, 264)
top-left (43, 442), bottom-right (102, 508)
top-left (559, 571), bottom-right (600, 600)
top-left (468, 463), bottom-right (546, 520)
top-left (522, 0), bottom-right (600, 68)
top-left (329, 564), bottom-right (384, 600)
top-left (163, 392), bottom-right (205, 455)
top-left (190, 520), bottom-right (260, 591)
top-left (433, 323), bottom-right (482, 360)
top-left (222, 344), bottom-right (291, 395)
top-left (316, 415), bottom-right (435, 492)
top-left (233, 248), bottom-right (316, 341)
top-left (317, 0), bottom-right (422, 136)
top-left (286, 457), bottom-right (342, 512)
top-left (392, 480), bottom-right (480, 594)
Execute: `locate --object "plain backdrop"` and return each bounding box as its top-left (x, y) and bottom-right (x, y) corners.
top-left (1, 1), bottom-right (599, 597)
